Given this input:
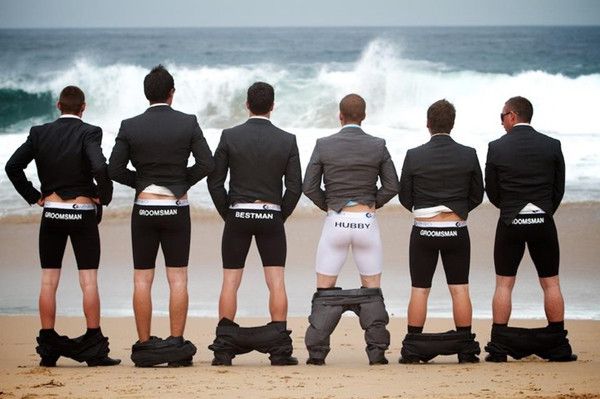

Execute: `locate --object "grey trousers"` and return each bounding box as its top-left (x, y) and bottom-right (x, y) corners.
top-left (305, 287), bottom-right (390, 363)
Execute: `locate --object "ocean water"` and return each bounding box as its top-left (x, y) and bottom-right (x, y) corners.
top-left (0, 27), bottom-right (600, 216)
top-left (0, 27), bottom-right (599, 319)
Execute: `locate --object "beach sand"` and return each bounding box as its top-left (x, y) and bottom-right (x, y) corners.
top-left (0, 316), bottom-right (599, 398)
top-left (0, 203), bottom-right (599, 398)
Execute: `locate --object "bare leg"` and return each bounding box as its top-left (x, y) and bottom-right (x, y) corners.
top-left (219, 269), bottom-right (244, 320)
top-left (78, 269), bottom-right (100, 328)
top-left (360, 273), bottom-right (381, 288)
top-left (264, 266), bottom-right (287, 322)
top-left (166, 267), bottom-right (189, 337)
top-left (407, 287), bottom-right (430, 328)
top-left (492, 275), bottom-right (516, 324)
top-left (316, 273), bottom-right (338, 289)
top-left (39, 269), bottom-right (61, 329)
top-left (539, 276), bottom-right (565, 322)
top-left (133, 269), bottom-right (155, 342)
top-left (448, 284), bottom-right (472, 328)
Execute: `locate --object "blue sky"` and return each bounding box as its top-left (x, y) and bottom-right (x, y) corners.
top-left (0, 0), bottom-right (599, 28)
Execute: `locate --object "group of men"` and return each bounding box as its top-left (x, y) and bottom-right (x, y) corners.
top-left (5, 64), bottom-right (576, 367)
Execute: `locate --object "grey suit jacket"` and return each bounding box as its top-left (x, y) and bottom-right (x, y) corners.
top-left (303, 126), bottom-right (399, 212)
top-left (108, 105), bottom-right (214, 198)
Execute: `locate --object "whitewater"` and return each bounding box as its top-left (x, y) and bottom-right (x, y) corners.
top-left (1, 37), bottom-right (599, 215)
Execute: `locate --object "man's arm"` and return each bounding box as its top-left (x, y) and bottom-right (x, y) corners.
top-left (375, 144), bottom-right (399, 209)
top-left (468, 150), bottom-right (484, 211)
top-left (302, 141), bottom-right (327, 212)
top-left (5, 131), bottom-right (42, 204)
top-left (107, 121), bottom-right (137, 188)
top-left (552, 141), bottom-right (566, 213)
top-left (207, 132), bottom-right (230, 220)
top-left (484, 143), bottom-right (500, 208)
top-left (281, 136), bottom-right (302, 221)
top-left (84, 127), bottom-right (113, 205)
top-left (398, 151), bottom-right (413, 212)
top-left (187, 116), bottom-right (214, 186)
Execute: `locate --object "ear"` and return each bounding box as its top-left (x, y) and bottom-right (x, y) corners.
top-left (270, 102), bottom-right (274, 112)
top-left (56, 101), bottom-right (62, 112)
top-left (80, 103), bottom-right (87, 115)
top-left (246, 101), bottom-right (251, 111)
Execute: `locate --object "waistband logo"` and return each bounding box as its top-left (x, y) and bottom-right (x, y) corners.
top-left (334, 222), bottom-right (371, 229)
top-left (512, 217), bottom-right (545, 225)
top-left (139, 209), bottom-right (178, 216)
top-left (44, 212), bottom-right (83, 220)
top-left (420, 229), bottom-right (458, 237)
top-left (235, 211), bottom-right (274, 220)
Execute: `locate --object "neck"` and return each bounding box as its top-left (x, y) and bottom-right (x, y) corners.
top-left (249, 113), bottom-right (270, 119)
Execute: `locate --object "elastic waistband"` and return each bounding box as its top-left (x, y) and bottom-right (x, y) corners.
top-left (518, 210), bottom-right (546, 215)
top-left (511, 215), bottom-right (546, 225)
top-left (44, 202), bottom-right (96, 210)
top-left (230, 203), bottom-right (281, 211)
top-left (314, 287), bottom-right (383, 298)
top-left (135, 199), bottom-right (189, 207)
top-left (414, 220), bottom-right (467, 228)
top-left (327, 210), bottom-right (376, 219)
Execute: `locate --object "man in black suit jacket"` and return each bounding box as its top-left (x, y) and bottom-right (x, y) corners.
top-left (207, 82), bottom-right (301, 366)
top-left (399, 99), bottom-right (483, 363)
top-left (485, 96), bottom-right (574, 361)
top-left (5, 86), bottom-right (119, 366)
top-left (108, 66), bottom-right (213, 366)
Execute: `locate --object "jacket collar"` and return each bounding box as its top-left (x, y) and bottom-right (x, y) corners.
top-left (246, 117), bottom-right (272, 125)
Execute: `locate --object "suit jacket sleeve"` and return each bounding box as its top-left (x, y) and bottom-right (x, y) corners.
top-left (484, 143), bottom-right (500, 208)
top-left (398, 150), bottom-right (413, 212)
top-left (468, 150), bottom-right (484, 211)
top-left (84, 127), bottom-right (113, 205)
top-left (552, 141), bottom-right (566, 212)
top-left (186, 116), bottom-right (214, 186)
top-left (207, 132), bottom-right (230, 220)
top-left (302, 141), bottom-right (327, 212)
top-left (281, 136), bottom-right (302, 221)
top-left (375, 143), bottom-right (399, 208)
top-left (4, 130), bottom-right (42, 204)
top-left (107, 121), bottom-right (137, 188)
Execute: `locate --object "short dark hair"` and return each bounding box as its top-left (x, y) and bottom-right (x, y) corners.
top-left (144, 65), bottom-right (174, 103)
top-left (59, 86), bottom-right (85, 114)
top-left (427, 99), bottom-right (455, 133)
top-left (247, 82), bottom-right (274, 115)
top-left (505, 96), bottom-right (533, 123)
top-left (339, 94), bottom-right (366, 122)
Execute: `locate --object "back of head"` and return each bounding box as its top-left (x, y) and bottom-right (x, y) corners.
top-left (339, 94), bottom-right (366, 123)
top-left (247, 82), bottom-right (274, 115)
top-left (144, 65), bottom-right (174, 103)
top-left (59, 85), bottom-right (85, 115)
top-left (427, 99), bottom-right (455, 134)
top-left (505, 96), bottom-right (533, 123)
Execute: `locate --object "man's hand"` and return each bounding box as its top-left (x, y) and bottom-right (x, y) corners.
top-left (92, 197), bottom-right (101, 205)
top-left (36, 197), bottom-right (45, 207)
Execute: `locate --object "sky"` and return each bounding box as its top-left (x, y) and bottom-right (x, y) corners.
top-left (0, 0), bottom-right (599, 28)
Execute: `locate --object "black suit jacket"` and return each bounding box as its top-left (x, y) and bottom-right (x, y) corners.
top-left (207, 118), bottom-right (302, 221)
top-left (5, 117), bottom-right (113, 205)
top-left (485, 124), bottom-right (565, 225)
top-left (399, 134), bottom-right (483, 220)
top-left (108, 105), bottom-right (214, 198)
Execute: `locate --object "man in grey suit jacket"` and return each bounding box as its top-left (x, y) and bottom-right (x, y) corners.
top-left (109, 65), bottom-right (213, 367)
top-left (302, 94), bottom-right (398, 365)
top-left (484, 96), bottom-right (575, 362)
